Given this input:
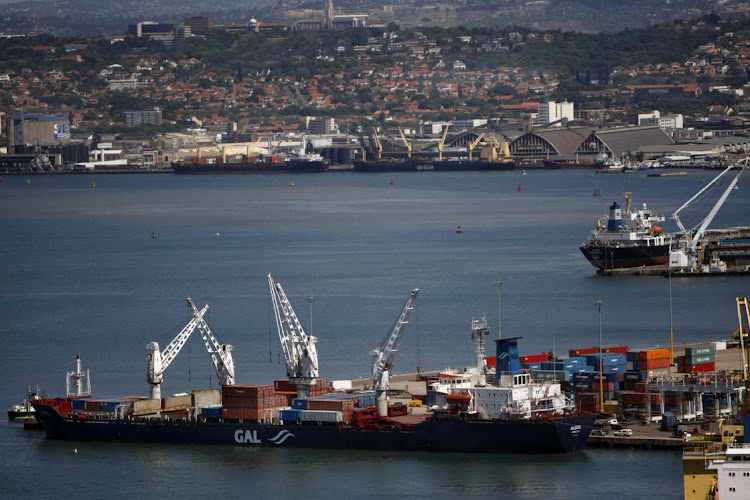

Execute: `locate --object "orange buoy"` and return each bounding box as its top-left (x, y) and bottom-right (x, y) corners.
top-left (390, 178), bottom-right (394, 185)
top-left (517, 185), bottom-right (522, 191)
top-left (593, 189), bottom-right (599, 196)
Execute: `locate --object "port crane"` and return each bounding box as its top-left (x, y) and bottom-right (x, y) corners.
top-left (370, 289), bottom-right (419, 417)
top-left (371, 128), bottom-right (383, 160)
top-left (187, 298), bottom-right (235, 387)
top-left (670, 160), bottom-right (747, 271)
top-left (734, 297), bottom-right (750, 380)
top-left (268, 273), bottom-right (319, 397)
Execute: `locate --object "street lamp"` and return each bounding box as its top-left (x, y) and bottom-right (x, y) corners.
top-left (595, 300), bottom-right (604, 411)
top-left (668, 267), bottom-right (674, 365)
top-left (495, 281), bottom-right (503, 340)
top-left (307, 296), bottom-right (316, 336)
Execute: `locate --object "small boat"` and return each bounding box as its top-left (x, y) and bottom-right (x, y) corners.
top-left (456, 226), bottom-right (462, 234)
top-left (8, 388), bottom-right (41, 420)
top-left (290, 180), bottom-right (294, 187)
top-left (92, 181), bottom-right (96, 188)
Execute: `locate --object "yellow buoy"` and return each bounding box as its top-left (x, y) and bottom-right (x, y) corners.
top-left (290, 180), bottom-right (294, 187)
top-left (92, 181), bottom-right (96, 188)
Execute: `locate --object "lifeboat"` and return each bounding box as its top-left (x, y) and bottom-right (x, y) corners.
top-left (652, 226), bottom-right (662, 233)
top-left (444, 393), bottom-right (472, 405)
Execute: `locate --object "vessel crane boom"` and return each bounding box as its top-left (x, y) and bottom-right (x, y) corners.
top-left (187, 298), bottom-right (235, 387)
top-left (371, 288), bottom-right (419, 417)
top-left (268, 274), bottom-right (319, 395)
top-left (146, 302), bottom-right (209, 400)
top-left (671, 159), bottom-right (747, 269)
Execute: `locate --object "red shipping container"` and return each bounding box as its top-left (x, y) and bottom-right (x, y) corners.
top-left (603, 346), bottom-right (629, 355)
top-left (569, 347), bottom-right (600, 357)
top-left (274, 379), bottom-right (296, 392)
top-left (686, 362), bottom-right (716, 373)
top-left (634, 382), bottom-right (647, 393)
top-left (521, 353), bottom-right (550, 364)
top-left (222, 408), bottom-right (266, 420)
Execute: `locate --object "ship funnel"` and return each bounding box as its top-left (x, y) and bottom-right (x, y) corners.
top-left (607, 202), bottom-right (622, 231)
top-left (495, 337), bottom-right (522, 376)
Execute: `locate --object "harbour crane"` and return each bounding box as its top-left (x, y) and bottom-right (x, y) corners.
top-left (670, 160), bottom-right (747, 271)
top-left (268, 273), bottom-right (319, 397)
top-left (398, 126), bottom-right (413, 158)
top-left (467, 133), bottom-right (485, 161)
top-left (370, 288), bottom-right (419, 417)
top-left (146, 301), bottom-right (209, 400)
top-left (187, 298), bottom-right (235, 387)
top-left (734, 297), bottom-right (750, 381)
top-left (437, 125), bottom-right (450, 161)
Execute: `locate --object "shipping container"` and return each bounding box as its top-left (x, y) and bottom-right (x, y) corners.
top-left (279, 409), bottom-right (301, 422)
top-left (603, 346), bottom-right (629, 355)
top-left (521, 353), bottom-right (550, 364)
top-left (300, 410), bottom-right (342, 423)
top-left (291, 398), bottom-right (308, 410)
top-left (193, 389), bottom-right (221, 408)
top-left (163, 394), bottom-right (192, 411)
top-left (201, 405), bottom-right (222, 419)
top-left (133, 398), bottom-right (161, 416)
top-left (684, 362), bottom-right (716, 373)
top-left (569, 347), bottom-right (600, 357)
top-left (530, 370), bottom-right (571, 382)
top-left (639, 348), bottom-right (671, 361)
top-left (685, 354), bottom-right (715, 365)
top-left (685, 345), bottom-right (715, 357)
top-left (584, 353), bottom-right (626, 367)
top-left (624, 371), bottom-right (647, 382)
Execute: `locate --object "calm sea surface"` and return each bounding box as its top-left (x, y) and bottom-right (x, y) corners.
top-left (1, 168), bottom-right (747, 498)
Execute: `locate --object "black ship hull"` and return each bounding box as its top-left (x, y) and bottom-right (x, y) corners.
top-left (579, 243), bottom-right (671, 270)
top-left (172, 160), bottom-right (328, 174)
top-left (33, 403), bottom-right (593, 454)
top-left (352, 159), bottom-right (516, 173)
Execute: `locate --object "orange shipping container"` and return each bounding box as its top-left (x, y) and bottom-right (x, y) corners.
top-left (640, 357), bottom-right (671, 370)
top-left (640, 348), bottom-right (670, 361)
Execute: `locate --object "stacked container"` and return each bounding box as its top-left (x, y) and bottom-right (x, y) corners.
top-left (676, 344), bottom-right (716, 373)
top-left (222, 385), bottom-right (277, 420)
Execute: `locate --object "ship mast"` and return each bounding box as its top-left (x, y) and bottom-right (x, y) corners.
top-left (471, 314), bottom-right (490, 386)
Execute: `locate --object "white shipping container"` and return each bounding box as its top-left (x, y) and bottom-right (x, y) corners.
top-left (331, 380), bottom-right (352, 390)
top-left (713, 341), bottom-right (727, 351)
top-left (300, 410), bottom-right (342, 423)
top-left (193, 389), bottom-right (221, 408)
top-left (132, 398), bottom-right (161, 415)
top-left (164, 394), bottom-right (192, 411)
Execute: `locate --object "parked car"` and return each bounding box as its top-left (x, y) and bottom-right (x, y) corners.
top-left (592, 429), bottom-right (608, 436)
top-left (606, 418), bottom-right (619, 425)
top-left (614, 429), bottom-right (633, 437)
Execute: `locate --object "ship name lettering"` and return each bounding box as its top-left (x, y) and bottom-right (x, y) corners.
top-left (235, 429), bottom-right (260, 444)
top-left (570, 425), bottom-right (581, 431)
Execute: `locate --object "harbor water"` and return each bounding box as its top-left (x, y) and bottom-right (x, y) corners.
top-left (1, 169), bottom-right (747, 498)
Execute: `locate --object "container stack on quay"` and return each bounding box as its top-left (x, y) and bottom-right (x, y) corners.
top-left (676, 344), bottom-right (716, 373)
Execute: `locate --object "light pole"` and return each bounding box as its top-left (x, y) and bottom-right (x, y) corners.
top-left (668, 267), bottom-right (674, 365)
top-left (307, 297), bottom-right (316, 336)
top-left (495, 281), bottom-right (503, 340)
top-left (595, 300), bottom-right (604, 411)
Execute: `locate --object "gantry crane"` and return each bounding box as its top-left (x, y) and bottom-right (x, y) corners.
top-left (146, 301), bottom-right (210, 400)
top-left (371, 289), bottom-right (419, 417)
top-left (398, 126), bottom-right (413, 158)
top-left (187, 298), bottom-right (235, 387)
top-left (467, 133), bottom-right (485, 161)
top-left (671, 160), bottom-right (747, 271)
top-left (268, 273), bottom-right (319, 397)
top-left (437, 125), bottom-right (450, 161)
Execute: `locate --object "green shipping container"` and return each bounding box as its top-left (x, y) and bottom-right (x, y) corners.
top-left (685, 345), bottom-right (715, 357)
top-left (686, 354), bottom-right (715, 365)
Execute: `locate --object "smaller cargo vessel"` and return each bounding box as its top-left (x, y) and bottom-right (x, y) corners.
top-left (580, 192), bottom-right (674, 271)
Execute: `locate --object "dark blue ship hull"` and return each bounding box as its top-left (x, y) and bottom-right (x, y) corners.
top-left (33, 403), bottom-right (593, 454)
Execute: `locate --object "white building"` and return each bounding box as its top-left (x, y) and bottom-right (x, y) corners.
top-left (637, 110), bottom-right (684, 130)
top-left (451, 119), bottom-right (488, 132)
top-left (537, 101), bottom-right (574, 127)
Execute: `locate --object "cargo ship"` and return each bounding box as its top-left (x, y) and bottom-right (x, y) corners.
top-left (351, 158), bottom-right (515, 173)
top-left (30, 292), bottom-right (594, 454)
top-left (172, 155), bottom-right (328, 174)
top-left (579, 192), bottom-right (674, 271)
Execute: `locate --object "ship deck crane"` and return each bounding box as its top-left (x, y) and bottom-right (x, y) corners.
top-left (467, 133), bottom-right (485, 161)
top-left (437, 125), bottom-right (450, 161)
top-left (398, 127), bottom-right (413, 158)
top-left (268, 273), bottom-right (319, 397)
top-left (671, 160), bottom-right (747, 271)
top-left (734, 297), bottom-right (750, 381)
top-left (187, 298), bottom-right (235, 387)
top-left (372, 128), bottom-right (383, 160)
top-left (146, 302), bottom-right (209, 400)
top-left (371, 289), bottom-right (419, 417)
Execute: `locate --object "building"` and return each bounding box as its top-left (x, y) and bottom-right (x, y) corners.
top-left (128, 22), bottom-right (175, 38)
top-left (8, 110), bottom-right (71, 150)
top-left (538, 101), bottom-right (574, 127)
top-left (307, 117), bottom-right (336, 134)
top-left (124, 108), bottom-right (163, 128)
top-left (451, 119), bottom-right (488, 132)
top-left (184, 16), bottom-right (213, 32)
top-left (637, 111), bottom-right (684, 130)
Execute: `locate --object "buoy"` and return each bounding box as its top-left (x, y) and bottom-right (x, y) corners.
top-left (290, 180), bottom-right (294, 187)
top-left (456, 226), bottom-right (462, 234)
top-left (152, 232), bottom-right (158, 239)
top-left (593, 189), bottom-right (599, 196)
top-left (517, 185), bottom-right (522, 191)
top-left (1, 177), bottom-right (4, 183)
top-left (26, 179), bottom-right (30, 184)
top-left (92, 181), bottom-right (96, 188)
top-left (390, 178), bottom-right (394, 185)
top-left (522, 170), bottom-right (526, 175)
